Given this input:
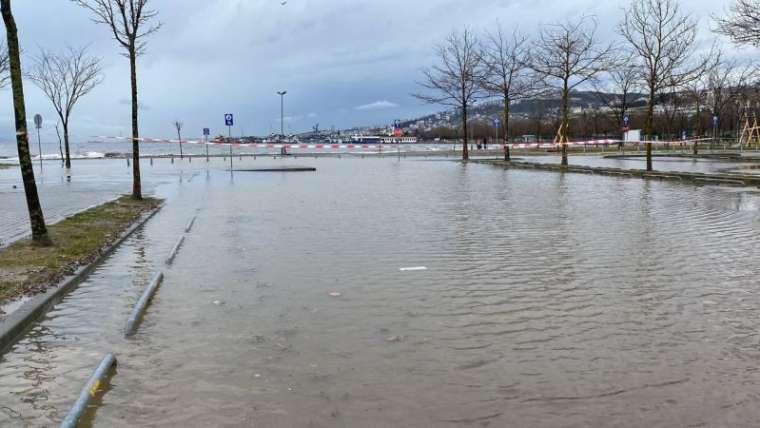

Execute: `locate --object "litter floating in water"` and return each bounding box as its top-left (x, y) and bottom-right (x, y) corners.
top-left (328, 292), bottom-right (342, 297)
top-left (213, 300), bottom-right (224, 305)
top-left (399, 266), bottom-right (428, 271)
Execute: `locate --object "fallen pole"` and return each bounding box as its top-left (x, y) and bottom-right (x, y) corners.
top-left (165, 236), bottom-right (185, 265)
top-left (59, 353), bottom-right (117, 428)
top-left (184, 215), bottom-right (197, 233)
top-left (124, 272), bottom-right (164, 337)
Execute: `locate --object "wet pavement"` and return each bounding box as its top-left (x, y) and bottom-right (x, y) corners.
top-left (2, 157), bottom-right (760, 426)
top-left (1, 157), bottom-right (222, 247)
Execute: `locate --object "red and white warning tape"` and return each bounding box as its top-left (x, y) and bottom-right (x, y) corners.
top-left (92, 136), bottom-right (715, 151)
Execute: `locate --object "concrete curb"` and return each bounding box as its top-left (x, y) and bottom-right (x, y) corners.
top-left (184, 215), bottom-right (197, 233)
top-left (124, 272), bottom-right (164, 337)
top-left (0, 205), bottom-right (162, 354)
top-left (165, 235), bottom-right (185, 265)
top-left (59, 353), bottom-right (117, 428)
top-left (474, 160), bottom-right (760, 187)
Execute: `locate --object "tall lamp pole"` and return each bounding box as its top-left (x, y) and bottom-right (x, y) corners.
top-left (277, 90), bottom-right (287, 141)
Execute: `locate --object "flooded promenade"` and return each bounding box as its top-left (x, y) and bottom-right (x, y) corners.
top-left (2, 157), bottom-right (760, 426)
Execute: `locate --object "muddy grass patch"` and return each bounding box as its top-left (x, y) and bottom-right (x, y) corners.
top-left (0, 196), bottom-right (162, 307)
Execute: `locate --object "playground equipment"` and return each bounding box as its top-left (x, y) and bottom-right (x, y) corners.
top-left (739, 112), bottom-right (760, 150)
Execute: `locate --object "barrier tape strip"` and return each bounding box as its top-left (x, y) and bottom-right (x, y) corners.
top-left (92, 136), bottom-right (717, 151)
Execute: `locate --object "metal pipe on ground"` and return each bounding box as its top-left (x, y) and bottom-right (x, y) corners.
top-left (124, 272), bottom-right (164, 337)
top-left (59, 354), bottom-right (117, 428)
top-left (165, 236), bottom-right (185, 265)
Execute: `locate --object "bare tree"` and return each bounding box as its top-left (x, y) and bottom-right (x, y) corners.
top-left (28, 47), bottom-right (103, 169)
top-left (716, 0), bottom-right (760, 46)
top-left (74, 0), bottom-right (160, 199)
top-left (1, 0), bottom-right (50, 244)
top-left (0, 41), bottom-right (8, 88)
top-left (173, 120), bottom-right (183, 159)
top-left (593, 52), bottom-right (642, 133)
top-left (684, 72), bottom-right (709, 140)
top-left (55, 121), bottom-right (65, 167)
top-left (531, 17), bottom-right (613, 166)
top-left (707, 55), bottom-right (759, 125)
top-left (480, 25), bottom-right (540, 161)
top-left (620, 0), bottom-right (708, 170)
top-left (415, 29), bottom-right (485, 160)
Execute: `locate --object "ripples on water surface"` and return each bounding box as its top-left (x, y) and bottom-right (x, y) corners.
top-left (2, 158), bottom-right (760, 427)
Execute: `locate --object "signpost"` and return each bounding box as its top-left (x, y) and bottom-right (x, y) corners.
top-left (203, 128), bottom-right (210, 161)
top-left (713, 114), bottom-right (720, 151)
top-left (713, 115), bottom-right (719, 151)
top-left (224, 114), bottom-right (234, 172)
top-left (33, 114), bottom-right (43, 171)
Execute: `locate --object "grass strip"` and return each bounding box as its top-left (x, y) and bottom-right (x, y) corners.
top-left (0, 196), bottom-right (161, 308)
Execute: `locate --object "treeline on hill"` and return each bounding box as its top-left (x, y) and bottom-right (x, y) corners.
top-left (411, 90), bottom-right (757, 141)
top-left (413, 0), bottom-right (760, 166)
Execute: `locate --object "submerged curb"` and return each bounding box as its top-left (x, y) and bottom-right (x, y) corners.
top-left (124, 271), bottom-right (164, 337)
top-left (0, 205), bottom-right (162, 354)
top-left (475, 160), bottom-right (760, 187)
top-left (184, 215), bottom-right (197, 233)
top-left (59, 353), bottom-right (117, 428)
top-left (165, 235), bottom-right (185, 265)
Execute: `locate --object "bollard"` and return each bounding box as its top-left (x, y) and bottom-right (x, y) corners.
top-left (185, 215), bottom-right (197, 233)
top-left (150, 157), bottom-right (153, 166)
top-left (59, 354), bottom-right (117, 428)
top-left (124, 272), bottom-right (164, 337)
top-left (165, 236), bottom-right (185, 265)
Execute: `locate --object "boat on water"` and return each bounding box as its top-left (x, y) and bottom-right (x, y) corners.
top-left (350, 135), bottom-right (418, 144)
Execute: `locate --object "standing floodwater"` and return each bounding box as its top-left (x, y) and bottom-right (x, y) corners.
top-left (2, 157), bottom-right (760, 427)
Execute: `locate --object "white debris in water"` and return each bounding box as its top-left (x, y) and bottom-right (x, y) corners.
top-left (213, 300), bottom-right (224, 305)
top-left (328, 292), bottom-right (342, 297)
top-left (399, 266), bottom-right (428, 272)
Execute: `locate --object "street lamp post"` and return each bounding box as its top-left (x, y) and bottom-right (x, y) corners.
top-left (277, 90), bottom-right (287, 141)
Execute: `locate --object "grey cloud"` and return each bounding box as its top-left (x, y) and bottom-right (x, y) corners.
top-left (0, 0), bottom-right (746, 142)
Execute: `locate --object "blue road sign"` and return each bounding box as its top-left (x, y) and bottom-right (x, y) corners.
top-left (224, 114), bottom-right (234, 127)
top-left (713, 115), bottom-right (719, 126)
top-left (623, 115), bottom-right (630, 127)
top-left (203, 127), bottom-right (210, 136)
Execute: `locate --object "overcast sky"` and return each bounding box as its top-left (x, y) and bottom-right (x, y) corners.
top-left (0, 0), bottom-right (751, 141)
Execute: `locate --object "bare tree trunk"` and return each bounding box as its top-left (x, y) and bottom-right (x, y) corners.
top-left (462, 104), bottom-right (469, 161)
top-left (55, 123), bottom-right (64, 167)
top-left (129, 46), bottom-right (142, 199)
top-left (645, 87), bottom-right (655, 171)
top-left (561, 85), bottom-right (569, 167)
top-left (1, 0), bottom-right (50, 245)
top-left (63, 121), bottom-right (71, 169)
top-left (177, 128), bottom-right (183, 159)
top-left (693, 104), bottom-right (701, 155)
top-left (503, 99), bottom-right (511, 161)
